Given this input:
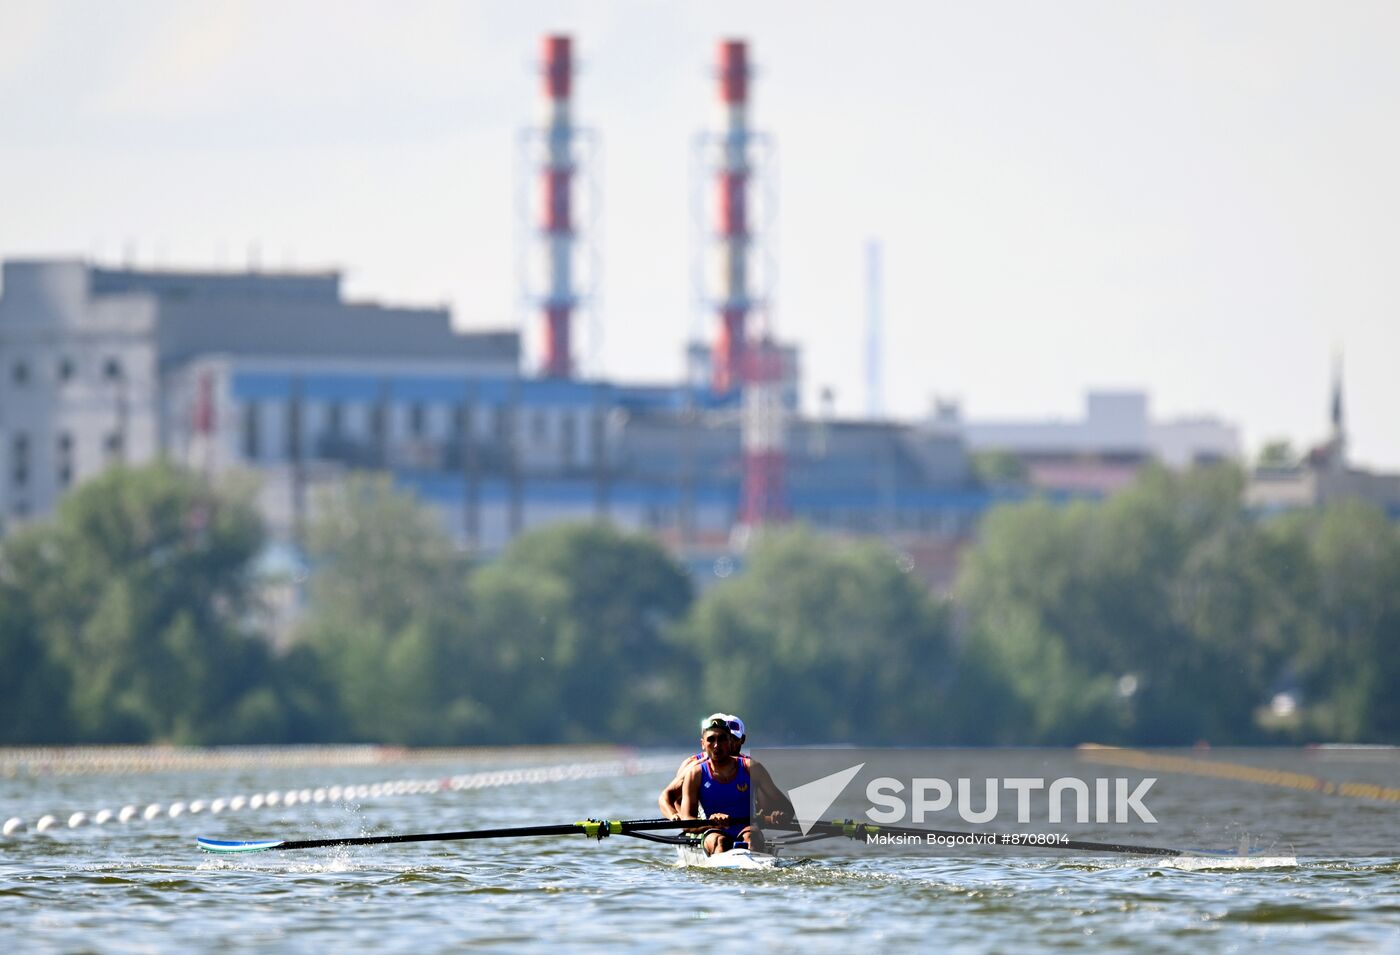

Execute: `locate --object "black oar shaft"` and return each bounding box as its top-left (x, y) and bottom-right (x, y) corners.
top-left (268, 817), bottom-right (743, 852)
top-left (273, 824), bottom-right (581, 851)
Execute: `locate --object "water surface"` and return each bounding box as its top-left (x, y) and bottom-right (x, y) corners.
top-left (2, 748), bottom-right (1396, 952)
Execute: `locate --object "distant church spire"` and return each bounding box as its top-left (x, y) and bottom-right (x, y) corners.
top-left (1329, 349), bottom-right (1346, 469)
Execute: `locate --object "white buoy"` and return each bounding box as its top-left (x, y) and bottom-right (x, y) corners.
top-left (168, 803), bottom-right (186, 818)
top-left (312, 789), bottom-right (327, 803)
top-left (118, 806), bottom-right (138, 823)
top-left (328, 786), bottom-right (342, 802)
top-left (188, 801), bottom-right (205, 814)
top-left (229, 796), bottom-right (246, 811)
top-left (67, 812), bottom-right (87, 829)
top-left (36, 815), bottom-right (56, 832)
top-left (264, 791), bottom-right (280, 807)
top-left (299, 789), bottom-right (312, 803)
top-left (93, 809), bottom-right (113, 825)
top-left (209, 799), bottom-right (226, 814)
top-left (248, 794), bottom-right (264, 810)
top-left (3, 817), bottom-right (26, 836)
top-left (142, 804), bottom-right (162, 821)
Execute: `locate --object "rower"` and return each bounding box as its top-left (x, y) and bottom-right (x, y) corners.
top-left (658, 712), bottom-right (745, 820)
top-left (678, 716), bottom-right (794, 855)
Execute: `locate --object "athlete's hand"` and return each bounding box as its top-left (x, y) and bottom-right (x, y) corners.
top-left (761, 809), bottom-right (789, 825)
top-left (707, 813), bottom-right (730, 824)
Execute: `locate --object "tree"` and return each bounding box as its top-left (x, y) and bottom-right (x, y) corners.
top-left (957, 465), bottom-right (1287, 744)
top-left (476, 522), bottom-right (694, 742)
top-left (1280, 501), bottom-right (1400, 741)
top-left (0, 563), bottom-right (71, 742)
top-left (971, 450), bottom-right (1029, 486)
top-left (2, 462), bottom-right (273, 742)
top-left (683, 526), bottom-right (953, 744)
top-left (1257, 439), bottom-right (1298, 468)
top-left (954, 498), bottom-right (1124, 743)
top-left (296, 474), bottom-right (476, 743)
top-left (462, 563), bottom-right (574, 743)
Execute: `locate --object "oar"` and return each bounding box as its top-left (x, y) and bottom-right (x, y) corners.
top-left (197, 817), bottom-right (744, 854)
top-left (774, 819), bottom-right (1186, 857)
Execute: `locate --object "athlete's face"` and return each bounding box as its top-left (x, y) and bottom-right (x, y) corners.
top-left (701, 728), bottom-right (732, 758)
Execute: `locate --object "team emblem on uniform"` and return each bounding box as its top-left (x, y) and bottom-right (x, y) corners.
top-left (737, 783), bottom-right (748, 792)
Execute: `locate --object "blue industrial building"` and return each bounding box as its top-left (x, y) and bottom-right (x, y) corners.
top-left (0, 260), bottom-right (993, 576)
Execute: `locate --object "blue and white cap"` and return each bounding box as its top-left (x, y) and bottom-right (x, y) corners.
top-left (699, 713), bottom-right (747, 742)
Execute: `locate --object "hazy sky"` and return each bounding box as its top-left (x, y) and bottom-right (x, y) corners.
top-left (3, 1), bottom-right (1398, 467)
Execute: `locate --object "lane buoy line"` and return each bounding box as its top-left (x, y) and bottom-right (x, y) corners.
top-left (2, 756), bottom-right (676, 839)
top-left (0, 744), bottom-right (631, 778)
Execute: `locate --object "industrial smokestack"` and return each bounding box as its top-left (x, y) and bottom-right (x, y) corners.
top-left (540, 34), bottom-right (576, 378)
top-left (713, 39), bottom-right (751, 395)
top-left (722, 40), bottom-right (788, 526)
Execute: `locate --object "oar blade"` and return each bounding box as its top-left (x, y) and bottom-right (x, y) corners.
top-left (198, 837), bottom-right (285, 854)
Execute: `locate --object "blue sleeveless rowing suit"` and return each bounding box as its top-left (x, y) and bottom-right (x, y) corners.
top-left (699, 756), bottom-right (751, 838)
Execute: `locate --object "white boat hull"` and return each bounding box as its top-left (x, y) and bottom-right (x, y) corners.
top-left (674, 845), bottom-right (796, 869)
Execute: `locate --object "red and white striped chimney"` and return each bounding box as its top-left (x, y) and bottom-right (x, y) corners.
top-left (713, 39), bottom-right (751, 395)
top-left (540, 34), bottom-right (575, 378)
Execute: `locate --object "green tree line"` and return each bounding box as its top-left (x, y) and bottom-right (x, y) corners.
top-left (1, 462), bottom-right (1395, 745)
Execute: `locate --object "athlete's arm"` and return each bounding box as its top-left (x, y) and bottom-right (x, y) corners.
top-left (749, 761), bottom-right (794, 825)
top-left (657, 757), bottom-right (698, 819)
top-left (678, 763), bottom-right (712, 827)
top-left (657, 775), bottom-right (682, 819)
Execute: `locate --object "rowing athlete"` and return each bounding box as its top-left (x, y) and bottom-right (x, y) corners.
top-left (678, 715), bottom-right (794, 855)
top-left (657, 711), bottom-right (745, 820)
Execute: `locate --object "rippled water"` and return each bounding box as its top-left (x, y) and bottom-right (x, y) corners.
top-left (2, 749), bottom-right (1397, 952)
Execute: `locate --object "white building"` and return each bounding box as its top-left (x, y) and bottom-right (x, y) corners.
top-left (936, 390), bottom-right (1241, 494)
top-left (0, 260), bottom-right (516, 534)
